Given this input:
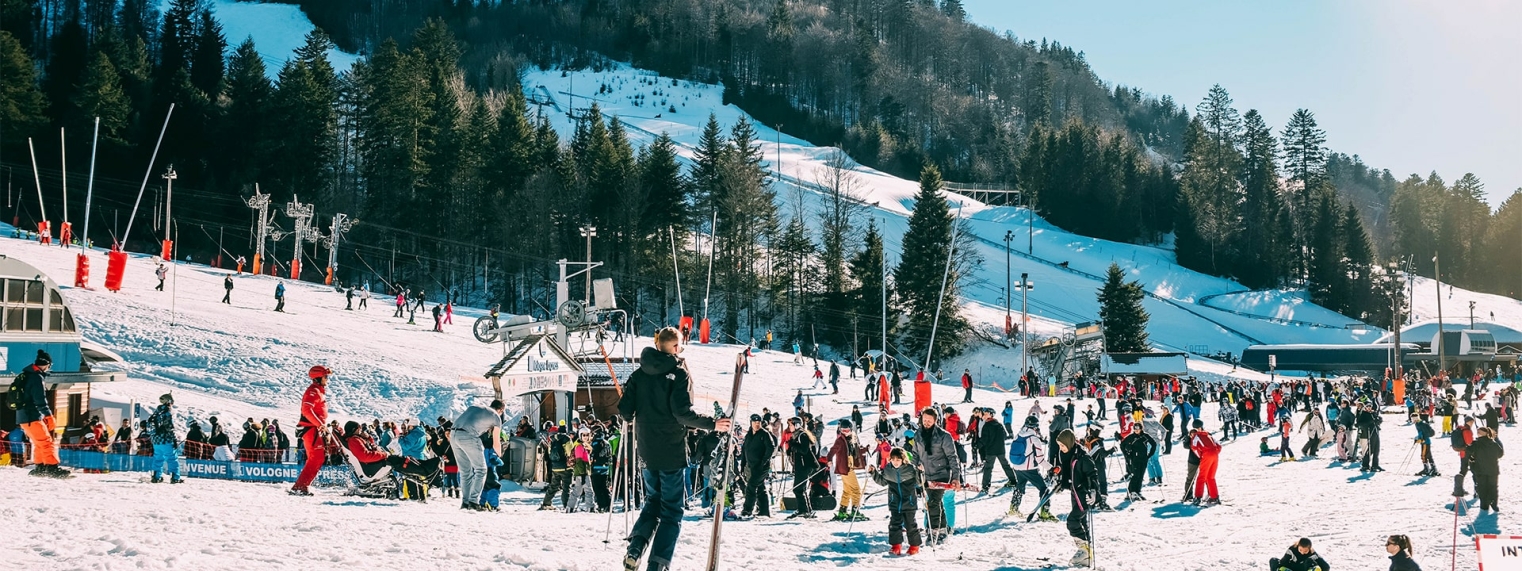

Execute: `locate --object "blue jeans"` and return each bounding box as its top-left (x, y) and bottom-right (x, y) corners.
top-left (153, 443), bottom-right (180, 479)
top-left (630, 468), bottom-right (686, 567)
top-left (1146, 449), bottom-right (1163, 480)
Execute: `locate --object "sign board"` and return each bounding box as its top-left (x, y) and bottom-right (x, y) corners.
top-left (1269, 354), bottom-right (1277, 368)
top-left (490, 334), bottom-right (584, 396)
top-left (1478, 535), bottom-right (1522, 571)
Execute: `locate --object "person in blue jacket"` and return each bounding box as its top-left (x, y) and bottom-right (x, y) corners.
top-left (399, 421), bottom-right (428, 460)
top-left (274, 281), bottom-right (286, 312)
top-left (1002, 402), bottom-right (1015, 434)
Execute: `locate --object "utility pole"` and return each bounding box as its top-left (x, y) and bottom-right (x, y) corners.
top-left (1004, 230), bottom-right (1013, 340)
top-left (245, 185), bottom-right (271, 274)
top-left (1469, 301), bottom-right (1476, 328)
top-left (324, 212), bottom-right (354, 285)
top-left (1016, 272), bottom-right (1036, 378)
top-left (1026, 191), bottom-right (1033, 255)
top-left (580, 225), bottom-right (597, 303)
top-left (1434, 252), bottom-right (1444, 375)
top-left (160, 165), bottom-right (176, 260)
top-left (1390, 262), bottom-right (1403, 378)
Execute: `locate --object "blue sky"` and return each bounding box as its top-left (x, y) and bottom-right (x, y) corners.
top-left (962, 0), bottom-right (1521, 208)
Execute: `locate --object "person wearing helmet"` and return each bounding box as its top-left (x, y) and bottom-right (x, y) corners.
top-left (740, 413), bottom-right (776, 518)
top-left (290, 365), bottom-right (332, 495)
top-left (147, 394), bottom-right (182, 484)
top-left (1007, 415), bottom-right (1055, 521)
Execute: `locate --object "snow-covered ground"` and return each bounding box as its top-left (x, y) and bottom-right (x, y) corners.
top-left (0, 231), bottom-right (1511, 571)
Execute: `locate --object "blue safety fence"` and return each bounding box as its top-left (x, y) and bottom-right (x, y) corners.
top-left (57, 448), bottom-right (354, 486)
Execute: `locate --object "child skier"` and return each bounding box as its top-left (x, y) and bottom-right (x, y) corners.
top-left (867, 447), bottom-right (923, 556)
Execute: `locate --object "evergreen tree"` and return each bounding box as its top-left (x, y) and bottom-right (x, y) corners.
top-left (816, 149), bottom-right (866, 344)
top-left (189, 8), bottom-right (226, 98)
top-left (894, 164), bottom-right (968, 364)
top-left (849, 218), bottom-right (895, 352)
top-left (1097, 263), bottom-right (1150, 353)
top-left (1483, 189), bottom-right (1522, 299)
top-left (1176, 97), bottom-right (1242, 275)
top-left (1236, 109), bottom-right (1283, 288)
top-left (0, 31), bottom-right (47, 141)
top-left (221, 37), bottom-right (271, 186)
top-left (44, 18), bottom-right (89, 125)
top-left (267, 31), bottom-right (339, 213)
top-left (71, 51), bottom-right (130, 143)
top-left (1307, 191), bottom-right (1344, 310)
top-left (1339, 201), bottom-right (1375, 318)
top-left (636, 133), bottom-right (689, 237)
top-left (1281, 108), bottom-right (1328, 214)
top-left (690, 113), bottom-right (727, 225)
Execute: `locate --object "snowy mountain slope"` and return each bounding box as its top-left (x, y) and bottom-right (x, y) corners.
top-left (522, 64), bottom-right (1389, 358)
top-left (162, 0), bottom-right (361, 77)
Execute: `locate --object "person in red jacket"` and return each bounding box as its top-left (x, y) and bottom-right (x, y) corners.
top-left (290, 365), bottom-right (332, 496)
top-left (961, 369), bottom-right (974, 404)
top-left (341, 421), bottom-right (439, 479)
top-left (1189, 419), bottom-right (1222, 505)
top-left (944, 407), bottom-right (968, 465)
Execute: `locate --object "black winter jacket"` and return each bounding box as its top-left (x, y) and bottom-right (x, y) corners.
top-left (870, 461), bottom-right (923, 512)
top-left (13, 364), bottom-right (51, 424)
top-left (742, 430), bottom-right (776, 474)
top-left (617, 347), bottom-right (717, 471)
top-left (1272, 547), bottom-right (1331, 571)
top-left (978, 418), bottom-right (1009, 455)
top-left (1467, 436), bottom-right (1504, 476)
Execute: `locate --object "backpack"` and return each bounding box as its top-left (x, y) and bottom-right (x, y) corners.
top-left (1008, 434), bottom-right (1031, 465)
top-left (6, 373), bottom-right (27, 411)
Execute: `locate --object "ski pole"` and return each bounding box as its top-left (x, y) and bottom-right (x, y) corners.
top-left (1395, 441), bottom-right (1418, 476)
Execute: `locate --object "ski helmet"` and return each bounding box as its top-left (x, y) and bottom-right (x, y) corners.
top-left (308, 365), bottom-right (332, 379)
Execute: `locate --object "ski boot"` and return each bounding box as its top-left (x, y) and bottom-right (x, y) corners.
top-left (623, 536), bottom-right (647, 571)
top-left (1006, 504), bottom-right (1023, 518)
top-left (170, 476), bottom-right (184, 484)
top-left (849, 509), bottom-right (869, 521)
top-left (1037, 505), bottom-right (1058, 521)
top-left (150, 475), bottom-right (163, 483)
top-left (889, 544), bottom-right (903, 556)
top-left (907, 545), bottom-right (920, 555)
top-left (1071, 539), bottom-right (1093, 567)
top-left (831, 509), bottom-right (849, 521)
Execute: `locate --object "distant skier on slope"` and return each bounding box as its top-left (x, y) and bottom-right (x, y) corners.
top-left (222, 275), bottom-right (233, 304)
top-left (273, 281), bottom-right (286, 312)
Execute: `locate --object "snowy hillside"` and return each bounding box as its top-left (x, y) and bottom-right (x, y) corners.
top-left (522, 63), bottom-right (1393, 359)
top-left (163, 0), bottom-right (361, 77)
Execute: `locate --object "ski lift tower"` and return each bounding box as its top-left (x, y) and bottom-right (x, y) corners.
top-left (276, 195), bottom-right (321, 280)
top-left (323, 212), bottom-right (354, 285)
top-left (245, 185), bottom-right (272, 274)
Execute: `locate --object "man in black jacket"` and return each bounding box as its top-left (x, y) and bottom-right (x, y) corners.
top-left (1357, 402), bottom-right (1383, 472)
top-left (740, 414), bottom-right (776, 517)
top-left (15, 350), bottom-right (69, 478)
top-left (1468, 426), bottom-right (1505, 512)
top-left (978, 408), bottom-right (1014, 491)
top-left (618, 328), bottom-right (730, 571)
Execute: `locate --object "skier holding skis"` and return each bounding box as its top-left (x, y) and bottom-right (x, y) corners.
top-left (1007, 416), bottom-right (1056, 521)
top-left (867, 447), bottom-right (923, 556)
top-left (913, 407), bottom-right (960, 544)
top-left (618, 327), bottom-right (731, 571)
top-left (1054, 429), bottom-right (1097, 566)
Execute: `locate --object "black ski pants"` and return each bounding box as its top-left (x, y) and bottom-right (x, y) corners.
top-left (1066, 493), bottom-right (1091, 542)
top-left (541, 468), bottom-right (570, 508)
top-left (981, 452), bottom-right (1015, 490)
top-left (1475, 472), bottom-right (1499, 510)
top-left (888, 508), bottom-right (923, 547)
top-left (742, 469), bottom-right (770, 516)
top-left (926, 486), bottom-right (949, 532)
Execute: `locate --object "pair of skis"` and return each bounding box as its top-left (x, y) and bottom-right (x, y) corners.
top-left (704, 354), bottom-right (747, 571)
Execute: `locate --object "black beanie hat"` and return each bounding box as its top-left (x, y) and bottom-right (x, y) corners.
top-left (35, 350), bottom-right (52, 367)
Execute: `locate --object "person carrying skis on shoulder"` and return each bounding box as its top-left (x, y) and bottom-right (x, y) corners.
top-left (1054, 429), bottom-right (1097, 567)
top-left (1269, 537), bottom-right (1331, 571)
top-left (1007, 415), bottom-right (1056, 521)
top-left (868, 447), bottom-right (923, 556)
top-left (617, 327), bottom-right (730, 571)
top-left (1189, 419), bottom-right (1222, 506)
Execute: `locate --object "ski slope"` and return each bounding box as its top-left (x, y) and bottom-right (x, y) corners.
top-left (522, 63), bottom-right (1388, 361)
top-left (160, 0), bottom-right (361, 77)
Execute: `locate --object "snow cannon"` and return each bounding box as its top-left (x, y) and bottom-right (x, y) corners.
top-left (325, 267), bottom-right (333, 285)
top-left (700, 318), bottom-right (711, 344)
top-left (59, 222), bottom-right (72, 247)
top-left (160, 239), bottom-right (172, 261)
top-left (290, 257), bottom-right (300, 280)
top-left (914, 371), bottom-right (931, 415)
top-left (104, 246), bottom-right (126, 292)
top-left (74, 253), bottom-right (90, 288)
top-left (37, 220), bottom-right (50, 244)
